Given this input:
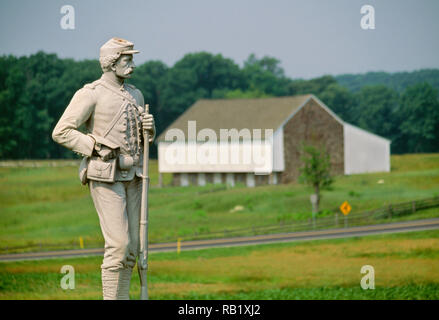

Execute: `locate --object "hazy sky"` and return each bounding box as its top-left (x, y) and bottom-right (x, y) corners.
top-left (1, 0), bottom-right (438, 79)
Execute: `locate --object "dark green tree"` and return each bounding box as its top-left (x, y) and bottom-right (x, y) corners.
top-left (0, 56), bottom-right (21, 158)
top-left (216, 88), bottom-right (272, 99)
top-left (394, 83), bottom-right (439, 153)
top-left (319, 83), bottom-right (356, 123)
top-left (351, 85), bottom-right (399, 140)
top-left (1, 51), bottom-right (439, 159)
top-left (242, 53), bottom-right (290, 96)
top-left (288, 75), bottom-right (337, 96)
top-left (159, 52), bottom-right (245, 133)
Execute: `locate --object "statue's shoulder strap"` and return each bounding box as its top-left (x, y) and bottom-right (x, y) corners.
top-left (99, 80), bottom-right (137, 104)
top-left (102, 100), bottom-right (130, 138)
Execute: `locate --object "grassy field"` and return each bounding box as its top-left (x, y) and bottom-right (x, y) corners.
top-left (1, 153), bottom-right (439, 252)
top-left (1, 229), bottom-right (439, 300)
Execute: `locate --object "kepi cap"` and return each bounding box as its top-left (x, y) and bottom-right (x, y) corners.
top-left (100, 37), bottom-right (140, 58)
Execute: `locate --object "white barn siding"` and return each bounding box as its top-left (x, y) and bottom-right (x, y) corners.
top-left (158, 128), bottom-right (284, 176)
top-left (343, 123), bottom-right (391, 174)
top-left (272, 128), bottom-right (285, 172)
top-left (158, 140), bottom-right (273, 174)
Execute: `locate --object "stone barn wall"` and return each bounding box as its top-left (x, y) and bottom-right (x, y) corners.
top-left (281, 98), bottom-right (344, 183)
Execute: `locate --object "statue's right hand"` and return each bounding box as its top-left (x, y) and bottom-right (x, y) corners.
top-left (93, 145), bottom-right (118, 161)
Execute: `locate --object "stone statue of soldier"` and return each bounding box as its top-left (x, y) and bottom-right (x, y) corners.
top-left (52, 37), bottom-right (155, 300)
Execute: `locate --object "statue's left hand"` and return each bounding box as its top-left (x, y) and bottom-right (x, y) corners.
top-left (142, 113), bottom-right (155, 136)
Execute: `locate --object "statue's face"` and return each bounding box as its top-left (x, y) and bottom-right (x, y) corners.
top-left (113, 54), bottom-right (135, 79)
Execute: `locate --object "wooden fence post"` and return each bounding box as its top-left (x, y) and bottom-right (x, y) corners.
top-left (158, 172), bottom-right (163, 188)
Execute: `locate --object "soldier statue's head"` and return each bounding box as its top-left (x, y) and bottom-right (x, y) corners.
top-left (99, 37), bottom-right (139, 80)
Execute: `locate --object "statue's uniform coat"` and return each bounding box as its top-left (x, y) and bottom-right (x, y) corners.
top-left (52, 75), bottom-right (154, 299)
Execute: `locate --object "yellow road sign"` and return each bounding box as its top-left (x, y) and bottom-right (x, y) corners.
top-left (340, 201), bottom-right (352, 215)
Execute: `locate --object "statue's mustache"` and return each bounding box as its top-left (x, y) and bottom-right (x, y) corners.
top-left (124, 68), bottom-right (133, 75)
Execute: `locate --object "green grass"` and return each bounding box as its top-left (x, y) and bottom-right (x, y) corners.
top-left (1, 154), bottom-right (439, 252)
top-left (160, 285), bottom-right (439, 300)
top-left (1, 229), bottom-right (439, 300)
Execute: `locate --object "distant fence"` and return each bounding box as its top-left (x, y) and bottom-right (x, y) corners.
top-left (0, 160), bottom-right (80, 167)
top-left (162, 196), bottom-right (439, 242)
top-left (1, 196), bottom-right (439, 254)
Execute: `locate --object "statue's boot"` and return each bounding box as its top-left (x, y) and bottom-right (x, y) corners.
top-left (101, 268), bottom-right (132, 300)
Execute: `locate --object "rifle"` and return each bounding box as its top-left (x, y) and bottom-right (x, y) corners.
top-left (138, 104), bottom-right (150, 300)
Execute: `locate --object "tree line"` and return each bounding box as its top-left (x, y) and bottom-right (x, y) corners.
top-left (0, 51), bottom-right (438, 159)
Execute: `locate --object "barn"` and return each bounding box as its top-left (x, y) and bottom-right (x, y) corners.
top-left (156, 94), bottom-right (391, 187)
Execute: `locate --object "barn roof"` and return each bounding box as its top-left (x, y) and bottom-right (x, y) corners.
top-left (156, 94), bottom-right (313, 142)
